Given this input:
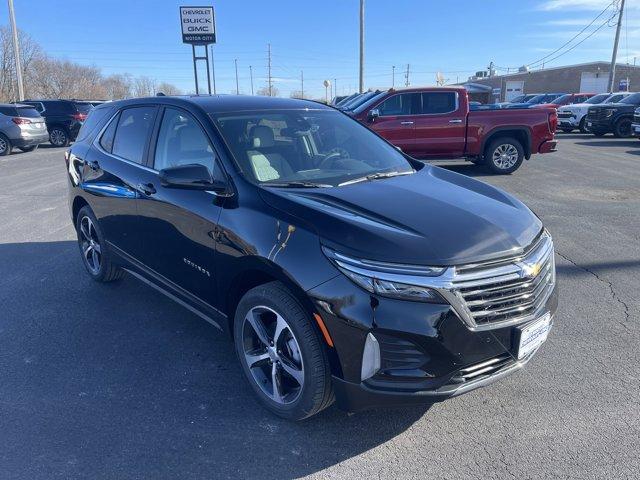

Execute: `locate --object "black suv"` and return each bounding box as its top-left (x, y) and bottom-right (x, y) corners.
top-left (65, 95), bottom-right (557, 420)
top-left (23, 99), bottom-right (92, 147)
top-left (585, 92), bottom-right (640, 137)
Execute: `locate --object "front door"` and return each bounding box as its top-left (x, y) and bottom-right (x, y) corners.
top-left (366, 92), bottom-right (420, 155)
top-left (412, 91), bottom-right (466, 158)
top-left (134, 106), bottom-right (225, 306)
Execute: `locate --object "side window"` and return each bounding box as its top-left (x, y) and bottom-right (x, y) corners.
top-left (154, 107), bottom-right (216, 174)
top-left (378, 93), bottom-right (419, 116)
top-left (112, 106), bottom-right (157, 164)
top-left (420, 92), bottom-right (457, 114)
top-left (99, 114), bottom-right (118, 153)
top-left (76, 107), bottom-right (111, 143)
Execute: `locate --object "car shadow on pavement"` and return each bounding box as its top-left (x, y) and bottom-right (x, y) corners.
top-left (575, 140), bottom-right (640, 148)
top-left (0, 240), bottom-right (430, 480)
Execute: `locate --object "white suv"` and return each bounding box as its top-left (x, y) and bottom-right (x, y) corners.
top-left (557, 92), bottom-right (632, 133)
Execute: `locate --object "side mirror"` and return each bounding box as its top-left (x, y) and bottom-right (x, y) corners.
top-left (368, 108), bottom-right (380, 121)
top-left (159, 163), bottom-right (230, 194)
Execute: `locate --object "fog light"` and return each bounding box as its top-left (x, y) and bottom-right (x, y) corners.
top-left (361, 333), bottom-right (381, 381)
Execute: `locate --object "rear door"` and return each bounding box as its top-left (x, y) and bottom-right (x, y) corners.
top-left (133, 106), bottom-right (224, 306)
top-left (367, 92), bottom-right (420, 154)
top-left (412, 91), bottom-right (466, 157)
top-left (82, 105), bottom-right (158, 256)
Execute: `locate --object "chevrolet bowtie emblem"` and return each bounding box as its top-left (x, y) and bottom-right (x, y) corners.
top-left (521, 262), bottom-right (541, 278)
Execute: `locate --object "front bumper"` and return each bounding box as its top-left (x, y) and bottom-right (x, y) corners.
top-left (308, 273), bottom-right (558, 412)
top-left (557, 114), bottom-right (579, 128)
top-left (585, 118), bottom-right (612, 133)
top-left (632, 122), bottom-right (640, 137)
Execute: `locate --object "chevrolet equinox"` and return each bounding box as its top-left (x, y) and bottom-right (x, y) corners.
top-left (65, 95), bottom-right (557, 420)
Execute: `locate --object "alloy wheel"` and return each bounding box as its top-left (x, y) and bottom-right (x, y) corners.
top-left (79, 216), bottom-right (102, 274)
top-left (50, 129), bottom-right (67, 147)
top-left (0, 136), bottom-right (7, 154)
top-left (241, 305), bottom-right (305, 405)
top-left (492, 143), bottom-right (519, 170)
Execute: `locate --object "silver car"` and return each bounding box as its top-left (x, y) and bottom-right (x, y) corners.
top-left (0, 103), bottom-right (49, 156)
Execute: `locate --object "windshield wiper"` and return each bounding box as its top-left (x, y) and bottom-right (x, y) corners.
top-left (262, 181), bottom-right (333, 188)
top-left (338, 170), bottom-right (414, 187)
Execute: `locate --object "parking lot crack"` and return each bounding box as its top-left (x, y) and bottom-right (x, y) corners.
top-left (556, 251), bottom-right (632, 332)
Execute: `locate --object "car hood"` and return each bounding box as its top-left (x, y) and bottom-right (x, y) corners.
top-left (258, 166), bottom-right (542, 266)
top-left (589, 102), bottom-right (636, 110)
top-left (559, 102), bottom-right (591, 113)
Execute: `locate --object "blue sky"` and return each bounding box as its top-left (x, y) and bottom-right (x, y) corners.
top-left (1, 0), bottom-right (637, 98)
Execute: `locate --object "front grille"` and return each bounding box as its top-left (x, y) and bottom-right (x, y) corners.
top-left (586, 109), bottom-right (606, 120)
top-left (633, 114), bottom-right (640, 124)
top-left (557, 111), bottom-right (573, 119)
top-left (450, 233), bottom-right (555, 328)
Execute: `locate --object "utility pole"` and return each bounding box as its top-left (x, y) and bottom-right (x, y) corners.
top-left (405, 64), bottom-right (410, 87)
top-left (249, 65), bottom-right (254, 95)
top-left (234, 58), bottom-right (239, 94)
top-left (359, 0), bottom-right (365, 93)
top-left (392, 65), bottom-right (395, 88)
top-left (334, 78), bottom-right (337, 98)
top-left (7, 0), bottom-right (24, 101)
top-left (301, 70), bottom-right (304, 98)
top-left (268, 43), bottom-right (273, 96)
top-left (608, 0), bottom-right (626, 92)
top-left (210, 45), bottom-right (217, 94)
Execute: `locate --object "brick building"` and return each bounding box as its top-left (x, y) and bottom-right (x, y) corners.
top-left (462, 62), bottom-right (640, 103)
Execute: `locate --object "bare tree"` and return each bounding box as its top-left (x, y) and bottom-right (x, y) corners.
top-left (289, 90), bottom-right (305, 99)
top-left (256, 85), bottom-right (279, 97)
top-left (0, 26), bottom-right (44, 101)
top-left (156, 82), bottom-right (182, 96)
top-left (102, 74), bottom-right (132, 100)
top-left (133, 76), bottom-right (157, 97)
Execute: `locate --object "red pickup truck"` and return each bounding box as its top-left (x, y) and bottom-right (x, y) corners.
top-left (348, 87), bottom-right (557, 174)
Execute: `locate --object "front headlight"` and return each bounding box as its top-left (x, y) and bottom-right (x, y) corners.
top-left (322, 247), bottom-right (447, 303)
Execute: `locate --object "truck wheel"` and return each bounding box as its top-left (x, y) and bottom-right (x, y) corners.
top-left (578, 118), bottom-right (588, 133)
top-left (234, 281), bottom-right (333, 420)
top-left (0, 133), bottom-right (12, 156)
top-left (49, 127), bottom-right (69, 147)
top-left (613, 118), bottom-right (632, 138)
top-left (484, 137), bottom-right (524, 174)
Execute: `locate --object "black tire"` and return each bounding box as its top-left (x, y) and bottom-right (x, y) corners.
top-left (19, 145), bottom-right (38, 153)
top-left (613, 118), bottom-right (632, 138)
top-left (0, 133), bottom-right (12, 156)
top-left (49, 127), bottom-right (70, 147)
top-left (578, 117), bottom-right (588, 133)
top-left (75, 206), bottom-right (124, 282)
top-left (560, 128), bottom-right (573, 133)
top-left (484, 136), bottom-right (524, 174)
top-left (234, 281), bottom-right (333, 420)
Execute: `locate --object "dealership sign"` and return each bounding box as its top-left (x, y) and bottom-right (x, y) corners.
top-left (180, 6), bottom-right (216, 44)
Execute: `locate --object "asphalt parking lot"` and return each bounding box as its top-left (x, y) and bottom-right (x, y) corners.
top-left (0, 137), bottom-right (638, 480)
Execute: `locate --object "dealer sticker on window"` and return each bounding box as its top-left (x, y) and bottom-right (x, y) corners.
top-left (517, 313), bottom-right (552, 360)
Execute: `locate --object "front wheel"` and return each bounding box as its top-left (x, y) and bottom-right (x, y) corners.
top-left (578, 117), bottom-right (588, 133)
top-left (234, 282), bottom-right (333, 420)
top-left (49, 128), bottom-right (69, 147)
top-left (0, 133), bottom-right (12, 156)
top-left (484, 137), bottom-right (524, 174)
top-left (613, 118), bottom-right (632, 138)
top-left (75, 206), bottom-right (124, 282)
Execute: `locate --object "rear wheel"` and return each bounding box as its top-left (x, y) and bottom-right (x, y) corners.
top-left (613, 118), bottom-right (632, 138)
top-left (484, 137), bottom-right (524, 174)
top-left (234, 281), bottom-right (333, 420)
top-left (0, 133), bottom-right (12, 156)
top-left (49, 127), bottom-right (69, 147)
top-left (75, 206), bottom-right (124, 282)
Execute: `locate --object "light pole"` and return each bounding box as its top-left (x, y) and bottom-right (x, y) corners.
top-left (392, 65), bottom-right (395, 88)
top-left (234, 58), bottom-right (239, 94)
top-left (608, 0), bottom-right (626, 92)
top-left (359, 0), bottom-right (365, 93)
top-left (323, 79), bottom-right (331, 104)
top-left (249, 65), bottom-right (254, 95)
top-left (7, 0), bottom-right (24, 101)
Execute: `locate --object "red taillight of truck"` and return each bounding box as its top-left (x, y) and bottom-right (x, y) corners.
top-left (548, 111), bottom-right (557, 133)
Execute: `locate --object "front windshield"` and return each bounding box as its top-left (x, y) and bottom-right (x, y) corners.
top-left (619, 92), bottom-right (640, 104)
top-left (510, 95), bottom-right (526, 103)
top-left (525, 95), bottom-right (545, 104)
top-left (212, 109), bottom-right (414, 187)
top-left (342, 91), bottom-right (377, 111)
top-left (585, 93), bottom-right (610, 104)
top-left (551, 94), bottom-right (571, 105)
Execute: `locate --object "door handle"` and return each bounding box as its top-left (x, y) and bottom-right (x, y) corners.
top-left (400, 121), bottom-right (414, 125)
top-left (449, 119), bottom-right (463, 124)
top-left (137, 182), bottom-right (156, 196)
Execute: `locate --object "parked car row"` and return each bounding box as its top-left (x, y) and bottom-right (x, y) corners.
top-left (557, 92), bottom-right (632, 133)
top-left (0, 99), bottom-right (98, 155)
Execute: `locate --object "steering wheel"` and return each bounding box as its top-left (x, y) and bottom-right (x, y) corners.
top-left (319, 148), bottom-right (350, 169)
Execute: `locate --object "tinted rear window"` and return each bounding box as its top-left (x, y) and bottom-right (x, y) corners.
top-left (112, 107), bottom-right (157, 164)
top-left (421, 92), bottom-right (457, 114)
top-left (0, 106), bottom-right (17, 116)
top-left (15, 106), bottom-right (41, 118)
top-left (74, 103), bottom-right (92, 114)
top-left (76, 107), bottom-right (112, 143)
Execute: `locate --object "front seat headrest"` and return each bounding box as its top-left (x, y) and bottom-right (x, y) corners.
top-left (250, 125), bottom-right (275, 148)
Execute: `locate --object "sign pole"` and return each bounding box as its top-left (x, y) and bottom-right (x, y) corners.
top-left (204, 45), bottom-right (212, 94)
top-left (180, 6), bottom-right (216, 96)
top-left (192, 44), bottom-right (200, 94)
